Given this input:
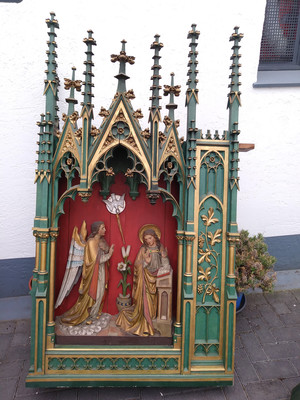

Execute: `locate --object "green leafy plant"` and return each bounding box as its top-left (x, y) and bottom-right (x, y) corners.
top-left (235, 230), bottom-right (277, 293)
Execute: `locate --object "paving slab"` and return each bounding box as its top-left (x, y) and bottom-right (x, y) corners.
top-left (0, 359), bottom-right (24, 379)
top-left (223, 373), bottom-right (248, 400)
top-left (239, 331), bottom-right (268, 362)
top-left (234, 348), bottom-right (260, 384)
top-left (244, 379), bottom-right (290, 400)
top-left (249, 316), bottom-right (276, 344)
top-left (235, 316), bottom-right (252, 333)
top-left (262, 341), bottom-right (300, 360)
top-left (254, 359), bottom-right (298, 380)
top-left (271, 326), bottom-right (300, 341)
top-left (291, 289), bottom-right (300, 302)
top-left (291, 356), bottom-right (300, 374)
top-left (280, 311), bottom-right (300, 325)
top-left (0, 377), bottom-right (18, 400)
top-left (0, 321), bottom-right (16, 334)
top-left (98, 387), bottom-right (140, 400)
top-left (259, 303), bottom-right (285, 327)
top-left (282, 377), bottom-right (300, 392)
top-left (0, 333), bottom-right (13, 360)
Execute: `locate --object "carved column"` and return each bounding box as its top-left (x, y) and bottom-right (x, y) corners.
top-left (47, 230), bottom-right (59, 349)
top-left (174, 233), bottom-right (184, 342)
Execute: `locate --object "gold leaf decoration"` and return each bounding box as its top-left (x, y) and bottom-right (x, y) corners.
top-left (201, 207), bottom-right (218, 226)
top-left (208, 229), bottom-right (222, 246)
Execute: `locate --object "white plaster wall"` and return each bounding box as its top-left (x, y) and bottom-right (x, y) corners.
top-left (0, 0), bottom-right (299, 260)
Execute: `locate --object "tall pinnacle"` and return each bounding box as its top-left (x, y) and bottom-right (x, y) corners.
top-left (186, 24), bottom-right (200, 108)
top-left (149, 34), bottom-right (163, 112)
top-left (111, 40), bottom-right (135, 93)
top-left (81, 30), bottom-right (96, 116)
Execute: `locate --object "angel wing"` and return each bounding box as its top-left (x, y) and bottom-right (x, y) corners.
top-left (55, 221), bottom-right (87, 308)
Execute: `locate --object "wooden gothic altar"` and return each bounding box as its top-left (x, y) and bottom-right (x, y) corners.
top-left (27, 13), bottom-right (243, 387)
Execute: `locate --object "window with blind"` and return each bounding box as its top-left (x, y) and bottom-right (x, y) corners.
top-left (254, 0), bottom-right (300, 87)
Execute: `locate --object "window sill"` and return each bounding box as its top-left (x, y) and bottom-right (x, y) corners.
top-left (253, 70), bottom-right (300, 88)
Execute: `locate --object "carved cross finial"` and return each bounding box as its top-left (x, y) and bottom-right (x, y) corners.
top-left (111, 40), bottom-right (135, 93)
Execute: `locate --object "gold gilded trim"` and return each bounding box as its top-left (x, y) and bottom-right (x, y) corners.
top-left (88, 101), bottom-right (151, 187)
top-left (191, 145), bottom-right (229, 363)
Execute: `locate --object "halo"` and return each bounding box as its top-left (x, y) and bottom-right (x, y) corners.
top-left (138, 224), bottom-right (161, 243)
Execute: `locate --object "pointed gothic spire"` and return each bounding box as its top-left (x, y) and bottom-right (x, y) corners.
top-left (185, 24), bottom-right (200, 223)
top-left (149, 34), bottom-right (163, 113)
top-left (227, 26), bottom-right (243, 109)
top-left (44, 12), bottom-right (59, 97)
top-left (44, 12), bottom-right (59, 131)
top-left (164, 72), bottom-right (181, 121)
top-left (81, 30), bottom-right (96, 117)
top-left (186, 24), bottom-right (199, 108)
top-left (111, 40), bottom-right (135, 93)
top-left (65, 67), bottom-right (82, 116)
top-left (227, 26), bottom-right (243, 235)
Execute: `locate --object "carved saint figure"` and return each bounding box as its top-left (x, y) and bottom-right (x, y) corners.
top-left (55, 221), bottom-right (114, 325)
top-left (116, 225), bottom-right (171, 336)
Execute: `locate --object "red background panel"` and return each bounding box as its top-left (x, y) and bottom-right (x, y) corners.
top-left (55, 173), bottom-right (178, 317)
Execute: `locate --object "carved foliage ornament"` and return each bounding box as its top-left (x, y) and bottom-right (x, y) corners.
top-left (197, 207), bottom-right (221, 303)
top-left (111, 52), bottom-right (135, 65)
top-left (64, 78), bottom-right (82, 91)
top-left (163, 84), bottom-right (181, 97)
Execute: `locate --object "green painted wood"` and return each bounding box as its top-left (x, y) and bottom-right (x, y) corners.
top-left (29, 15), bottom-right (242, 386)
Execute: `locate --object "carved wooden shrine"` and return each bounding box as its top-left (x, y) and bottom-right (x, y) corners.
top-left (27, 13), bottom-right (243, 387)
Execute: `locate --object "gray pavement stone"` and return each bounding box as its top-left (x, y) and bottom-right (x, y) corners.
top-left (15, 319), bottom-right (31, 334)
top-left (0, 377), bottom-right (18, 400)
top-left (0, 359), bottom-right (24, 379)
top-left (280, 311), bottom-right (300, 325)
top-left (235, 335), bottom-right (243, 349)
top-left (291, 289), bottom-right (300, 302)
top-left (57, 388), bottom-right (79, 399)
top-left (11, 332), bottom-right (30, 347)
top-left (249, 316), bottom-right (276, 344)
top-left (98, 387), bottom-right (140, 400)
top-left (185, 388), bottom-right (226, 400)
top-left (271, 326), bottom-right (300, 341)
top-left (259, 304), bottom-right (285, 327)
top-left (236, 316), bottom-right (251, 333)
top-left (254, 359), bottom-right (298, 380)
top-left (262, 341), bottom-right (300, 360)
top-left (282, 376), bottom-right (300, 392)
top-left (0, 334), bottom-right (12, 360)
top-left (291, 356), bottom-right (300, 374)
top-left (265, 290), bottom-right (298, 306)
top-left (15, 358), bottom-right (58, 398)
top-left (239, 331), bottom-right (268, 362)
top-left (246, 293), bottom-right (268, 306)
top-left (223, 373), bottom-right (247, 400)
top-left (234, 348), bottom-right (260, 384)
top-left (4, 344), bottom-right (31, 362)
top-left (0, 321), bottom-right (16, 334)
top-left (16, 392), bottom-right (59, 399)
top-left (78, 387), bottom-right (98, 399)
top-left (141, 387), bottom-right (172, 400)
top-left (241, 305), bottom-right (262, 319)
top-left (271, 302), bottom-right (291, 315)
top-left (244, 379), bottom-right (290, 400)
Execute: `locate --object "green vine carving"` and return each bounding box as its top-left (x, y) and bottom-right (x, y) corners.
top-left (197, 207), bottom-right (221, 303)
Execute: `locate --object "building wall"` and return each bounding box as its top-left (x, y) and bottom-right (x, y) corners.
top-left (0, 0), bottom-right (299, 297)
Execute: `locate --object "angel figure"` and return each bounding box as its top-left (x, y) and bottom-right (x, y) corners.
top-left (116, 225), bottom-right (172, 336)
top-left (55, 221), bottom-right (114, 325)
